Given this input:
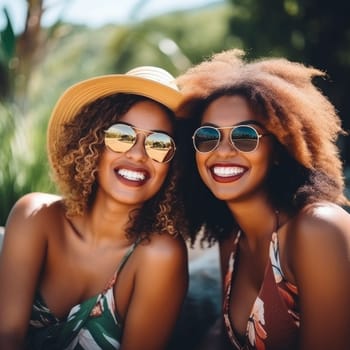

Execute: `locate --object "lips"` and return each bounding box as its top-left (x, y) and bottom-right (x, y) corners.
top-left (115, 167), bottom-right (150, 186)
top-left (210, 164), bottom-right (246, 183)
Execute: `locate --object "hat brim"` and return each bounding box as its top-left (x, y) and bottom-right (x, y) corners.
top-left (47, 73), bottom-right (182, 166)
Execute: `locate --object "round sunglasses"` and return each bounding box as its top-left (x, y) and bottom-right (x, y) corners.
top-left (192, 125), bottom-right (269, 153)
top-left (104, 123), bottom-right (176, 163)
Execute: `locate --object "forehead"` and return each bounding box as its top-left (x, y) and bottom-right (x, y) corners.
top-left (119, 99), bottom-right (174, 133)
top-left (202, 95), bottom-right (262, 126)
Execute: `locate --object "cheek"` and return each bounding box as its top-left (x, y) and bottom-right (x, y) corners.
top-left (96, 149), bottom-right (122, 183)
top-left (250, 147), bottom-right (274, 179)
top-left (97, 150), bottom-right (113, 172)
top-left (195, 153), bottom-right (209, 181)
top-left (154, 163), bottom-right (170, 184)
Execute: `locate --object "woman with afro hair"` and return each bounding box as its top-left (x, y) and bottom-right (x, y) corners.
top-left (176, 49), bottom-right (350, 350)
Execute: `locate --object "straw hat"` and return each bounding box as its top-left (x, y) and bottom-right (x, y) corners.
top-left (47, 66), bottom-right (182, 166)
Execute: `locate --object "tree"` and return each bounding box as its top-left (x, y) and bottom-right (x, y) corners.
top-left (0, 7), bottom-right (16, 100)
top-left (228, 0), bottom-right (350, 166)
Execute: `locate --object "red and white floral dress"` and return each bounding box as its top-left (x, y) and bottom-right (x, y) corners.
top-left (223, 231), bottom-right (300, 350)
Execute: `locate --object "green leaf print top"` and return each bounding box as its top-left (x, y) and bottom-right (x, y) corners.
top-left (26, 240), bottom-right (140, 350)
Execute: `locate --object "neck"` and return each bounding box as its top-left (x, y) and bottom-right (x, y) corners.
top-left (227, 198), bottom-right (279, 244)
top-left (73, 194), bottom-right (139, 246)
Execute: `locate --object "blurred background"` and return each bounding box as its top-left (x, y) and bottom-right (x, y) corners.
top-left (1, 0), bottom-right (350, 225)
top-left (0, 2), bottom-right (349, 348)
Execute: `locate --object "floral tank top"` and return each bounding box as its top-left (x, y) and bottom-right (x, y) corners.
top-left (223, 231), bottom-right (300, 350)
top-left (26, 240), bottom-right (140, 350)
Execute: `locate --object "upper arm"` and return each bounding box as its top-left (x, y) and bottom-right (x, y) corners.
top-left (291, 204), bottom-right (350, 350)
top-left (120, 234), bottom-right (188, 350)
top-left (0, 193), bottom-right (51, 341)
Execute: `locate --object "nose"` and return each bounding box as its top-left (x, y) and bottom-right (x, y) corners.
top-left (125, 134), bottom-right (148, 162)
top-left (216, 129), bottom-right (237, 154)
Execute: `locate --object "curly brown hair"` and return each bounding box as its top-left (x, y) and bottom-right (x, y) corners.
top-left (50, 93), bottom-right (188, 241)
top-left (176, 49), bottom-right (349, 244)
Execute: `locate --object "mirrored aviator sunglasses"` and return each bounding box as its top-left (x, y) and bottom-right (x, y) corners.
top-left (104, 123), bottom-right (176, 163)
top-left (193, 125), bottom-right (268, 153)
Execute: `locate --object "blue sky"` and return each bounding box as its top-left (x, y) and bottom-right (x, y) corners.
top-left (0, 0), bottom-right (222, 34)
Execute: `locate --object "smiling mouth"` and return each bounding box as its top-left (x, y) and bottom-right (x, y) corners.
top-left (117, 168), bottom-right (147, 182)
top-left (212, 166), bottom-right (245, 177)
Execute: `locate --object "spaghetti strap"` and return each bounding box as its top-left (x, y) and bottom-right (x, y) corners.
top-left (65, 217), bottom-right (142, 291)
top-left (100, 237), bottom-right (143, 294)
top-left (223, 210), bottom-right (299, 350)
top-left (116, 238), bottom-right (142, 276)
top-left (28, 233), bottom-right (142, 349)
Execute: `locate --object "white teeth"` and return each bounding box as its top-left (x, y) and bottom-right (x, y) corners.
top-left (118, 169), bottom-right (146, 181)
top-left (213, 166), bottom-right (244, 177)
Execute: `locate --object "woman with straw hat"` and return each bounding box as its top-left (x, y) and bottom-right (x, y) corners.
top-left (0, 66), bottom-right (189, 350)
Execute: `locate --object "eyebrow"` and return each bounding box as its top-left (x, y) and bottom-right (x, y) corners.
top-left (202, 119), bottom-right (265, 128)
top-left (115, 121), bottom-right (173, 136)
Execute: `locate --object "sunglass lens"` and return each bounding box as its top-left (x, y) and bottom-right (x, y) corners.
top-left (194, 127), bottom-right (220, 152)
top-left (231, 126), bottom-right (258, 152)
top-left (104, 124), bottom-right (136, 153)
top-left (145, 132), bottom-right (175, 163)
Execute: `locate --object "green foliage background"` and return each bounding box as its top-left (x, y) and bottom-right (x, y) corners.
top-left (1, 0), bottom-right (349, 225)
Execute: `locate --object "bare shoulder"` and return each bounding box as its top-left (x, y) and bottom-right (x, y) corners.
top-left (137, 233), bottom-right (188, 269)
top-left (285, 205), bottom-right (350, 350)
top-left (5, 192), bottom-right (63, 237)
top-left (1, 193), bottom-right (64, 280)
top-left (293, 201), bottom-right (350, 240)
top-left (9, 192), bottom-right (62, 215)
top-left (8, 192), bottom-right (61, 216)
top-left (131, 233), bottom-right (189, 302)
top-left (287, 202), bottom-right (350, 277)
